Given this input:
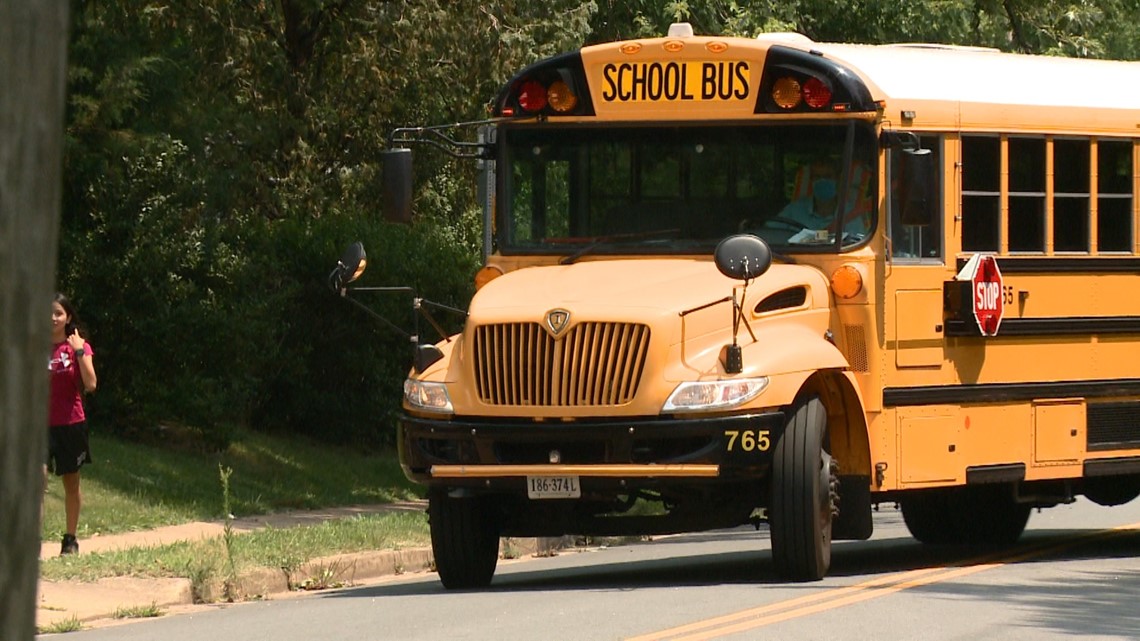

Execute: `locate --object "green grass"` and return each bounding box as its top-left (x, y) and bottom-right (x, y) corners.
top-left (39, 511), bottom-right (431, 584)
top-left (112, 602), bottom-right (164, 619)
top-left (41, 428), bottom-right (423, 541)
top-left (38, 616), bottom-right (83, 634)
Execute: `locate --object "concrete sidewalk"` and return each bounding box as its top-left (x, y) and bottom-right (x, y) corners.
top-left (36, 501), bottom-right (438, 630)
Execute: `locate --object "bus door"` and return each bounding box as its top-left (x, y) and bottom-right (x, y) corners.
top-left (885, 135), bottom-right (947, 369)
top-left (882, 135), bottom-right (957, 485)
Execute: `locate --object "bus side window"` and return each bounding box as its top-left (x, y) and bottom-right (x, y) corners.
top-left (1053, 138), bottom-right (1090, 252)
top-left (890, 136), bottom-right (943, 259)
top-left (1098, 140), bottom-right (1134, 252)
top-left (961, 135), bottom-right (1000, 252)
top-left (1008, 136), bottom-right (1046, 252)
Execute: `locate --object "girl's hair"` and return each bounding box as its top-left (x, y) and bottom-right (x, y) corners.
top-left (54, 292), bottom-right (80, 336)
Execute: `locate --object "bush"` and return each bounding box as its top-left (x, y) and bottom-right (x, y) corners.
top-left (58, 134), bottom-right (480, 449)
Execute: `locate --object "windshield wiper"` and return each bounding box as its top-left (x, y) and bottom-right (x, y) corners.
top-left (558, 228), bottom-right (681, 265)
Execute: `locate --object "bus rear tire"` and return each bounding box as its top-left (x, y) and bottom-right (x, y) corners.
top-left (770, 396), bottom-right (835, 581)
top-left (958, 485), bottom-right (1030, 545)
top-left (902, 486), bottom-right (1030, 546)
top-left (429, 489), bottom-right (500, 589)
top-left (900, 491), bottom-right (957, 545)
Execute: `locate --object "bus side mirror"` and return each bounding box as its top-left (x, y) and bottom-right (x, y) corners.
top-left (329, 241), bottom-right (367, 292)
top-left (382, 148), bottom-right (413, 224)
top-left (714, 234), bottom-right (773, 281)
top-left (900, 148), bottom-right (936, 227)
top-left (712, 234), bottom-right (771, 374)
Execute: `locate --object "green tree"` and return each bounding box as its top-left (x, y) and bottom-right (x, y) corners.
top-left (57, 0), bottom-right (1138, 449)
top-left (60, 1), bottom-right (597, 447)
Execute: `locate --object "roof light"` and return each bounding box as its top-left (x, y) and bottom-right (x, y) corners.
top-left (803, 77), bottom-right (832, 109)
top-left (771, 77), bottom-right (802, 109)
top-left (547, 80), bottom-right (578, 112)
top-left (517, 80), bottom-right (547, 113)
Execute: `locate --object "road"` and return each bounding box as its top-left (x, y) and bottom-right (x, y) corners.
top-left (61, 498), bottom-right (1140, 641)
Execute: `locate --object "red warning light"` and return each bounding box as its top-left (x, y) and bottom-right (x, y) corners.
top-left (802, 77), bottom-right (832, 109)
top-left (517, 80), bottom-right (548, 113)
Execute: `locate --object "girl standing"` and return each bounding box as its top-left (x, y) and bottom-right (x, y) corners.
top-left (48, 292), bottom-right (97, 555)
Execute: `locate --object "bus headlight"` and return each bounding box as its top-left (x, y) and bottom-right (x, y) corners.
top-left (662, 378), bottom-right (769, 412)
top-left (404, 379), bottom-right (453, 413)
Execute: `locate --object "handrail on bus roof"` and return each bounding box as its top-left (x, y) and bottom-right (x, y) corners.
top-left (386, 117), bottom-right (508, 160)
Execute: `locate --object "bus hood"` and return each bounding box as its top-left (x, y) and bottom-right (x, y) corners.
top-left (468, 258), bottom-right (831, 343)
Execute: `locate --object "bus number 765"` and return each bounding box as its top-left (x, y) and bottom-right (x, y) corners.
top-left (724, 429), bottom-right (771, 452)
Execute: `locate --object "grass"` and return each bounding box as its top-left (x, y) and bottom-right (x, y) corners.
top-left (39, 511), bottom-right (431, 584)
top-left (41, 428), bottom-right (422, 541)
top-left (36, 427), bottom-right (434, 602)
top-left (38, 616), bottom-right (83, 634)
top-left (112, 603), bottom-right (164, 619)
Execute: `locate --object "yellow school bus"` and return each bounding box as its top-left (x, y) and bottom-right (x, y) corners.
top-left (366, 23), bottom-right (1140, 588)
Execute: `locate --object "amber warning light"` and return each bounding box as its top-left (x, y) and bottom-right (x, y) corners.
top-left (771, 74), bottom-right (833, 110)
top-left (512, 79), bottom-right (580, 115)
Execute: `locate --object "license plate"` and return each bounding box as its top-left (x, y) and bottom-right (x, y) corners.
top-left (527, 475), bottom-right (581, 499)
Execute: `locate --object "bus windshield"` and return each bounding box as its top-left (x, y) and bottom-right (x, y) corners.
top-left (498, 121), bottom-right (878, 255)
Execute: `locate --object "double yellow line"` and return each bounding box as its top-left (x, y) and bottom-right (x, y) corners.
top-left (627, 521), bottom-right (1140, 641)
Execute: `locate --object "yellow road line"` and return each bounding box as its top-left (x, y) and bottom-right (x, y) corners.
top-left (629, 522), bottom-right (1140, 641)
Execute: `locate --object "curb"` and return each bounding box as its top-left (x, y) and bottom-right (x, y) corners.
top-left (221, 547), bottom-right (437, 600)
top-left (38, 536), bottom-right (572, 628)
top-left (38, 576), bottom-right (195, 628)
top-left (222, 536), bottom-right (569, 599)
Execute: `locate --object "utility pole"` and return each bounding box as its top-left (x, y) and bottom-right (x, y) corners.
top-left (0, 1), bottom-right (71, 638)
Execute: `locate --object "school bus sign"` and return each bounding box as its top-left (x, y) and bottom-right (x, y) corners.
top-left (599, 61), bottom-right (752, 103)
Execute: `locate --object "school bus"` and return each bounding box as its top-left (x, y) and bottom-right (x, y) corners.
top-left (355, 23), bottom-right (1140, 588)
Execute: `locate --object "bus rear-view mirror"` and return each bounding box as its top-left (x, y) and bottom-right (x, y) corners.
top-left (900, 148), bottom-right (936, 227)
top-left (382, 148), bottom-right (413, 224)
top-left (329, 241), bottom-right (367, 291)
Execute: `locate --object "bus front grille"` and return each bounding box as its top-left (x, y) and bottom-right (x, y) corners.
top-left (474, 322), bottom-right (650, 406)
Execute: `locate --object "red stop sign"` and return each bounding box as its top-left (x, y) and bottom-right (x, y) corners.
top-left (971, 254), bottom-right (1004, 336)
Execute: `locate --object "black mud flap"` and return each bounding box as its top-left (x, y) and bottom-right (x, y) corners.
top-left (832, 474), bottom-right (873, 540)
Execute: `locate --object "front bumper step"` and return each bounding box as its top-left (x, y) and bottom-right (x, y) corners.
top-left (429, 463), bottom-right (720, 478)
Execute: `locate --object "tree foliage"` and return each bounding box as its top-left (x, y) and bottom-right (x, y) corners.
top-left (589, 0), bottom-right (1140, 58)
top-left (59, 0), bottom-right (1140, 449)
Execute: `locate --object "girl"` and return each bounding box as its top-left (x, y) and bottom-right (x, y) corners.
top-left (48, 292), bottom-right (97, 554)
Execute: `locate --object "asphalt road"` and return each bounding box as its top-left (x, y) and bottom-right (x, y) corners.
top-left (60, 498), bottom-right (1140, 641)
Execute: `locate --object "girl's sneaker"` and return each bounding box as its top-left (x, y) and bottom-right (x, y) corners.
top-left (60, 533), bottom-right (78, 555)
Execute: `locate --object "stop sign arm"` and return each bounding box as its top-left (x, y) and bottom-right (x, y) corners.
top-left (942, 253), bottom-right (1005, 337)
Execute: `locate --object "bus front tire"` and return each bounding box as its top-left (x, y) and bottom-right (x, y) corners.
top-left (429, 489), bottom-right (500, 589)
top-left (769, 396), bottom-right (835, 581)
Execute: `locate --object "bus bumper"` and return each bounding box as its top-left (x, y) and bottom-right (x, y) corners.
top-left (398, 411), bottom-right (786, 491)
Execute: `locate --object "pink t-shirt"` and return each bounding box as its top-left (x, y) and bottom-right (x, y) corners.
top-left (48, 341), bottom-right (91, 426)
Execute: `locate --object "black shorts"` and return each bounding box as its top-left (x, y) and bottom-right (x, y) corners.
top-left (48, 422), bottom-right (91, 476)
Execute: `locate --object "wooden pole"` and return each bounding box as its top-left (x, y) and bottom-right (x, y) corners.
top-left (0, 1), bottom-right (71, 638)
